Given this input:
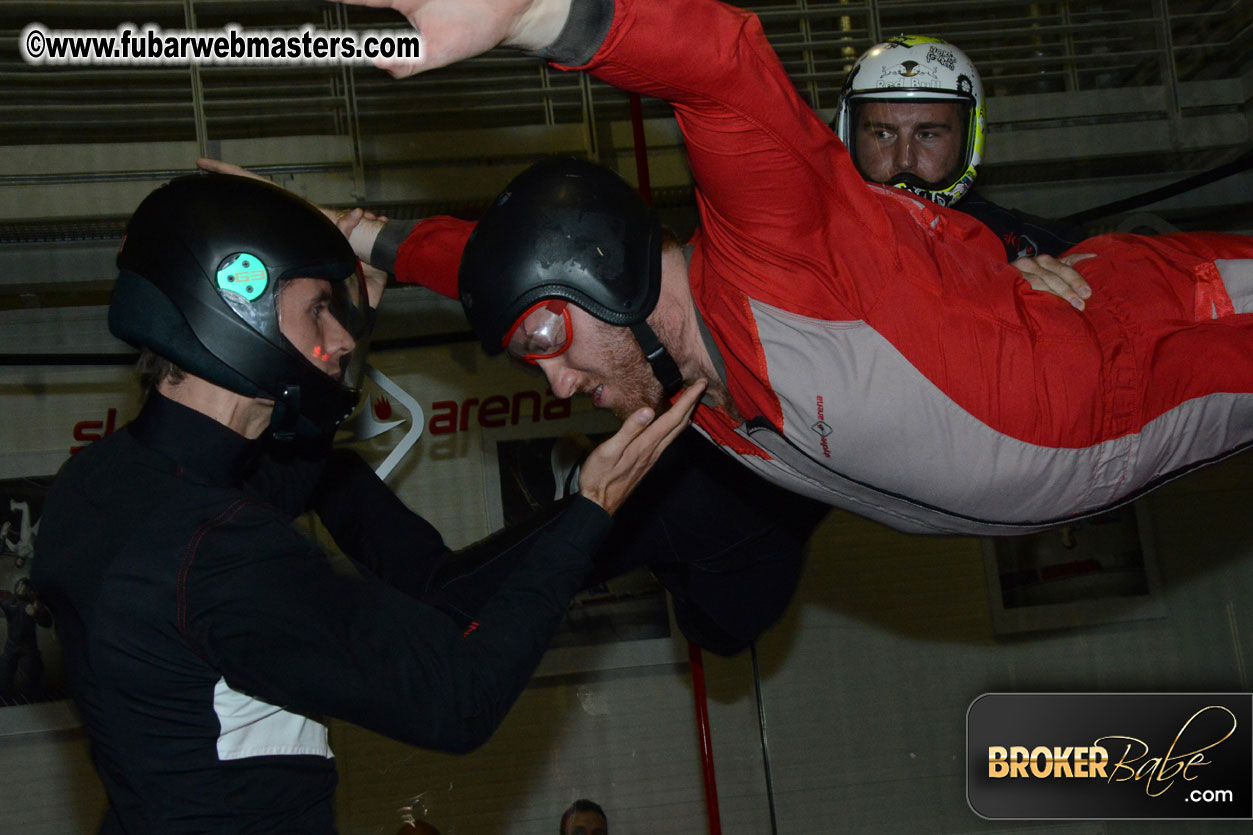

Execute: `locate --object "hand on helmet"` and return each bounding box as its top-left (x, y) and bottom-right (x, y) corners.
top-left (195, 157), bottom-right (268, 183)
top-left (196, 158), bottom-right (389, 307)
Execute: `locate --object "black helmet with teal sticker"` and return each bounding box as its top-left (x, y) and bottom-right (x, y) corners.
top-left (111, 173), bottom-right (370, 437)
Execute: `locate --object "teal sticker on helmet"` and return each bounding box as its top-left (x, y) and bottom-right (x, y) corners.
top-left (216, 252), bottom-right (269, 302)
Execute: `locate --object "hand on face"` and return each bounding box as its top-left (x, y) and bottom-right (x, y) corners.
top-left (577, 379), bottom-right (707, 515)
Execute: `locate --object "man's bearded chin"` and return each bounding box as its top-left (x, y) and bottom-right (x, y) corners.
top-left (606, 343), bottom-right (670, 421)
top-left (582, 318), bottom-right (667, 420)
top-left (609, 363), bottom-right (668, 421)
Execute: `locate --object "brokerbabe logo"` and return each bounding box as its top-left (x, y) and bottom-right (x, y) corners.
top-left (967, 693), bottom-right (1252, 820)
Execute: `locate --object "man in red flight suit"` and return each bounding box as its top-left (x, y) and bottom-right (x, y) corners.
top-left (336, 0), bottom-right (1253, 537)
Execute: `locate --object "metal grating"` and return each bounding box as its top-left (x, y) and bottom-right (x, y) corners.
top-left (2, 0), bottom-right (1249, 144)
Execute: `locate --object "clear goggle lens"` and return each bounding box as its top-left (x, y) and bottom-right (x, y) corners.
top-left (504, 300), bottom-right (572, 364)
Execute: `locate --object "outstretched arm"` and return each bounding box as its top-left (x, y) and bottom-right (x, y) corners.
top-left (330, 0), bottom-right (572, 75)
top-left (197, 156), bottom-right (469, 301)
top-left (194, 381), bottom-right (705, 754)
top-left (339, 0), bottom-right (888, 309)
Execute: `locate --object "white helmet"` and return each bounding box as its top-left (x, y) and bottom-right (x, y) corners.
top-left (835, 35), bottom-right (986, 207)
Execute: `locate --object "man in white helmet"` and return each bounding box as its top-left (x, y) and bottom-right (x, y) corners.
top-left (836, 35), bottom-right (1093, 310)
top-left (835, 35), bottom-right (1087, 263)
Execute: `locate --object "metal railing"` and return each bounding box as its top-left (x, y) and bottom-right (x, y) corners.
top-left (3, 1), bottom-right (1248, 143)
top-left (0, 0), bottom-right (1249, 227)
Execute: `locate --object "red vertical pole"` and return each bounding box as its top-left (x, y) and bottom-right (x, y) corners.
top-left (628, 93), bottom-right (653, 205)
top-left (627, 88), bottom-right (722, 835)
top-left (688, 640), bottom-right (723, 835)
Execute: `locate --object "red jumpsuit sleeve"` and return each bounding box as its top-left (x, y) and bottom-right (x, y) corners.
top-left (556, 0), bottom-right (896, 316)
top-left (392, 216), bottom-right (476, 301)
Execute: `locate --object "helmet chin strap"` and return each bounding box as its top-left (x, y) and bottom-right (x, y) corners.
top-left (269, 382), bottom-right (302, 441)
top-left (630, 321), bottom-right (684, 399)
top-left (886, 163), bottom-right (968, 208)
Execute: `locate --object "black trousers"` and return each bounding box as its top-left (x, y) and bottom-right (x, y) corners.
top-left (0, 644), bottom-right (44, 699)
top-left (429, 430), bottom-right (828, 656)
top-left (587, 430), bottom-right (828, 655)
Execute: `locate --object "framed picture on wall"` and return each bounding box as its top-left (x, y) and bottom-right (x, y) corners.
top-left (0, 359), bottom-right (143, 737)
top-left (480, 415), bottom-right (688, 676)
top-left (0, 475), bottom-right (82, 737)
top-left (981, 502), bottom-right (1166, 636)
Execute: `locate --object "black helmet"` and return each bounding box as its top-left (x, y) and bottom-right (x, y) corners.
top-left (459, 157), bottom-right (682, 397)
top-left (111, 173), bottom-right (370, 438)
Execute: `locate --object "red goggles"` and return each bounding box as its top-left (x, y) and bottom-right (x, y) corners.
top-left (503, 300), bottom-right (572, 364)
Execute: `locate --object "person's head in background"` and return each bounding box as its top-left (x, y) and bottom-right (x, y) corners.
top-left (834, 35), bottom-right (986, 209)
top-left (560, 798), bottom-right (608, 835)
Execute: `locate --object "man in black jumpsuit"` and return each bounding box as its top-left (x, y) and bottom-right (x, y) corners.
top-left (31, 173), bottom-right (700, 834)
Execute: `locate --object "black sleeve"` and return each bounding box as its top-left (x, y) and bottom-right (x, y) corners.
top-left (540, 0), bottom-right (615, 65)
top-left (586, 429), bottom-right (827, 654)
top-left (186, 496), bottom-right (610, 754)
top-left (244, 442), bottom-right (449, 600)
top-left (242, 435), bottom-right (334, 518)
top-left (308, 448), bottom-right (449, 600)
top-left (370, 220), bottom-right (420, 275)
top-left (957, 191), bottom-right (1088, 260)
top-left (421, 497), bottom-right (580, 627)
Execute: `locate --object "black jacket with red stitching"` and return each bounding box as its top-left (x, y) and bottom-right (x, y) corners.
top-left (33, 391), bottom-right (608, 834)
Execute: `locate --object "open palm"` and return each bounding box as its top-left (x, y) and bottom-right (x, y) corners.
top-left (331, 0), bottom-right (563, 76)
